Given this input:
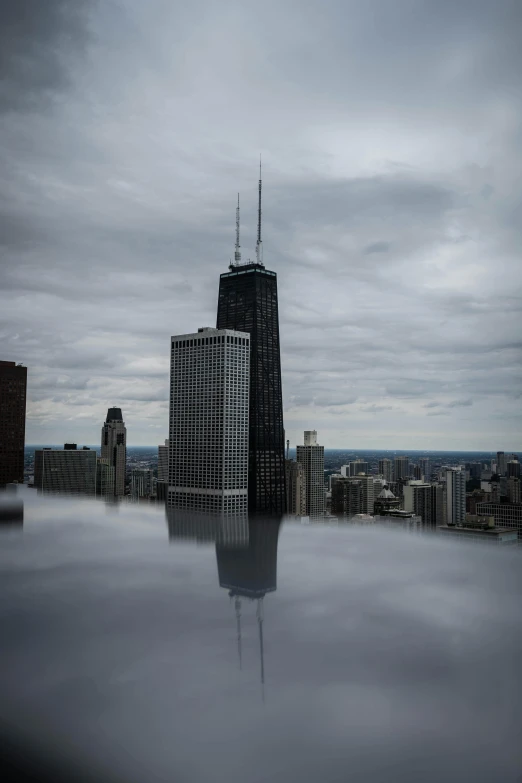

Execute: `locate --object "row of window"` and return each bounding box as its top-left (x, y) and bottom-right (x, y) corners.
top-left (172, 335), bottom-right (249, 348)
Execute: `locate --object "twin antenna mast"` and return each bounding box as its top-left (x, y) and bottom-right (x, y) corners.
top-left (231, 157), bottom-right (264, 268)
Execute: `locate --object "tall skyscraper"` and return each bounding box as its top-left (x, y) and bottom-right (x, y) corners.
top-left (101, 408), bottom-right (127, 497)
top-left (158, 439), bottom-right (169, 482)
top-left (507, 477), bottom-right (521, 504)
top-left (507, 460), bottom-right (521, 479)
top-left (168, 327), bottom-right (250, 515)
top-left (496, 452), bottom-right (507, 476)
top-left (216, 171), bottom-right (285, 515)
top-left (296, 430), bottom-right (325, 520)
top-left (394, 456), bottom-right (409, 482)
top-left (34, 445), bottom-right (96, 496)
top-left (378, 458), bottom-right (393, 482)
top-left (445, 468), bottom-right (466, 526)
top-left (0, 361), bottom-right (27, 486)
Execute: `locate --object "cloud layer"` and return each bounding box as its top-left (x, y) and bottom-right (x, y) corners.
top-left (1, 0), bottom-right (521, 447)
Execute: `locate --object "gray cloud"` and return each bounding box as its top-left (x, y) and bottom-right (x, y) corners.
top-left (1, 0), bottom-right (521, 447)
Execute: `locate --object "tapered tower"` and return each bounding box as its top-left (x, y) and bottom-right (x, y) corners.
top-left (216, 165), bottom-right (285, 514)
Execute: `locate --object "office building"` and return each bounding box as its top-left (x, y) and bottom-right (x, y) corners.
top-left (475, 502), bottom-right (522, 541)
top-left (296, 430), bottom-right (325, 520)
top-left (507, 477), bottom-right (521, 504)
top-left (394, 456), bottom-right (410, 482)
top-left (331, 477), bottom-right (362, 517)
top-left (96, 458), bottom-right (115, 500)
top-left (496, 452), bottom-right (506, 476)
top-left (34, 445), bottom-right (96, 496)
top-left (507, 460), bottom-right (521, 479)
top-left (158, 440), bottom-right (169, 482)
top-left (403, 481), bottom-right (444, 526)
top-left (0, 361), bottom-right (27, 487)
top-left (168, 327), bottom-right (249, 515)
top-left (131, 468), bottom-right (154, 499)
top-left (101, 407), bottom-right (127, 497)
top-left (285, 459), bottom-right (304, 517)
top-left (378, 458), bottom-right (393, 482)
top-left (445, 468), bottom-right (466, 526)
top-left (216, 175), bottom-right (285, 515)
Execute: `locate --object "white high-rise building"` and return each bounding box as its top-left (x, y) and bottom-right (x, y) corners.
top-left (168, 327), bottom-right (249, 515)
top-left (445, 468), bottom-right (466, 526)
top-left (378, 458), bottom-right (393, 482)
top-left (101, 407), bottom-right (127, 497)
top-left (297, 430), bottom-right (325, 519)
top-left (158, 439), bottom-right (169, 482)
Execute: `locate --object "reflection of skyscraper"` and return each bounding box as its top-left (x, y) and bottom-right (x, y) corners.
top-left (216, 517), bottom-right (281, 693)
top-left (101, 408), bottom-right (127, 497)
top-left (216, 170), bottom-right (286, 515)
top-left (166, 508), bottom-right (249, 548)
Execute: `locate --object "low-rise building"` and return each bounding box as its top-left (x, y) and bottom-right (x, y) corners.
top-left (439, 514), bottom-right (517, 545)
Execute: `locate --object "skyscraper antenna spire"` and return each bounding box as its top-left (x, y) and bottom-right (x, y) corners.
top-left (234, 193), bottom-right (241, 265)
top-left (255, 155), bottom-right (264, 266)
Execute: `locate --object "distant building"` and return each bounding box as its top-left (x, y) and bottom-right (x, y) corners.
top-left (373, 485), bottom-right (401, 516)
top-left (445, 468), bottom-right (466, 526)
top-left (378, 458), bottom-right (393, 483)
top-left (403, 481), bottom-right (444, 526)
top-left (168, 327), bottom-right (249, 515)
top-left (419, 457), bottom-right (431, 482)
top-left (346, 459), bottom-right (369, 477)
top-left (331, 477), bottom-right (362, 517)
top-left (496, 452), bottom-right (507, 477)
top-left (297, 431), bottom-right (325, 520)
top-left (131, 468), bottom-right (154, 499)
top-left (507, 477), bottom-right (521, 504)
top-left (393, 456), bottom-right (409, 482)
top-left (507, 460), bottom-right (521, 479)
top-left (439, 515), bottom-right (517, 545)
top-left (158, 439), bottom-right (169, 482)
top-left (34, 445), bottom-right (96, 496)
top-left (476, 502), bottom-right (522, 541)
top-left (285, 459), bottom-right (304, 516)
top-left (101, 407), bottom-right (127, 497)
top-left (0, 361), bottom-right (27, 487)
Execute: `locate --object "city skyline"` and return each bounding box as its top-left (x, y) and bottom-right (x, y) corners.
top-left (1, 1), bottom-right (521, 450)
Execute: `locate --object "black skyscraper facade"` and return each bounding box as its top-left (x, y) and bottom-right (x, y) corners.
top-left (0, 361), bottom-right (27, 487)
top-left (217, 263), bottom-right (285, 514)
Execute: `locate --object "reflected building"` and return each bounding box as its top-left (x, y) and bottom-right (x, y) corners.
top-left (166, 508), bottom-right (249, 548)
top-left (216, 517), bottom-right (281, 691)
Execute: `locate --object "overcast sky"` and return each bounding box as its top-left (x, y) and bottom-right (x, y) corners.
top-left (1, 0), bottom-right (521, 449)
